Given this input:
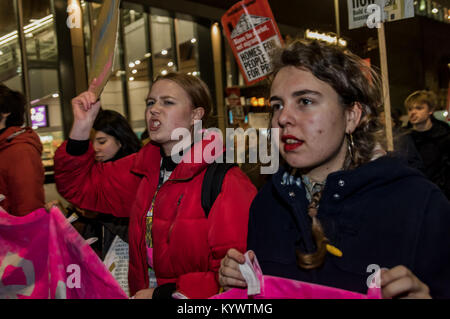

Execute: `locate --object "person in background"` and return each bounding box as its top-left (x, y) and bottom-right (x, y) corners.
top-left (218, 40), bottom-right (450, 299)
top-left (54, 73), bottom-right (256, 299)
top-left (0, 83), bottom-right (44, 216)
top-left (405, 90), bottom-right (450, 199)
top-left (67, 109), bottom-right (141, 260)
top-left (379, 109), bottom-right (423, 171)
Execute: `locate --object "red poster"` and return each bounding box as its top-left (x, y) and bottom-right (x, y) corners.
top-left (221, 0), bottom-right (284, 85)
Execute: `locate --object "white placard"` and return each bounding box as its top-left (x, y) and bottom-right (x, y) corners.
top-left (103, 235), bottom-right (130, 297)
top-left (347, 0), bottom-right (414, 29)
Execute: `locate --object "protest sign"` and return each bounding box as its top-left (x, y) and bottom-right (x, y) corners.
top-left (347, 0), bottom-right (414, 29)
top-left (103, 235), bottom-right (130, 296)
top-left (221, 0), bottom-right (283, 85)
top-left (88, 0), bottom-right (121, 99)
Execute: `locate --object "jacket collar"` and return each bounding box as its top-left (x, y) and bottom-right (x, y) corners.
top-left (0, 126), bottom-right (42, 153)
top-left (271, 155), bottom-right (423, 208)
top-left (131, 133), bottom-right (224, 181)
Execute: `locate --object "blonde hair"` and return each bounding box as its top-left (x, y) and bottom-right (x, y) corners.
top-left (404, 90), bottom-right (437, 112)
top-left (153, 72), bottom-right (213, 122)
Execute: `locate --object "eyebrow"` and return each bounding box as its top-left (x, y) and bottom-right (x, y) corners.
top-left (292, 90), bottom-right (322, 97)
top-left (269, 90), bottom-right (322, 102)
top-left (146, 95), bottom-right (176, 102)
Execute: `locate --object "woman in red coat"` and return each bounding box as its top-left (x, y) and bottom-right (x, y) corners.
top-left (54, 73), bottom-right (257, 298)
top-left (0, 84), bottom-right (45, 216)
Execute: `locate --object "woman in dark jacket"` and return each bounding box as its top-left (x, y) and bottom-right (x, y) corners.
top-left (218, 40), bottom-right (450, 299)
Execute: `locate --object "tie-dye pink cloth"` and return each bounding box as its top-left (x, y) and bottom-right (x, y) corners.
top-left (210, 252), bottom-right (382, 299)
top-left (0, 207), bottom-right (127, 299)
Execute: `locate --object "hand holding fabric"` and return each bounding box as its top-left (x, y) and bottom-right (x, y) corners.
top-left (219, 248), bottom-right (255, 290)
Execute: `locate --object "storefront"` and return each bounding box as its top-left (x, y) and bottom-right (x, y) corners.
top-left (0, 0), bottom-right (233, 182)
top-left (1, 0), bottom-right (448, 185)
top-left (0, 0), bottom-right (299, 181)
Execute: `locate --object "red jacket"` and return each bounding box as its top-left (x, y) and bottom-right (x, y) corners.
top-left (54, 139), bottom-right (256, 298)
top-left (0, 126), bottom-right (45, 216)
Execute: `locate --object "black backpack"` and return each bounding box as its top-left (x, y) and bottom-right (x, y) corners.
top-left (201, 162), bottom-right (237, 217)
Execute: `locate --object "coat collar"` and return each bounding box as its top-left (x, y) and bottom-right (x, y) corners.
top-left (131, 133), bottom-right (224, 181)
top-left (271, 155), bottom-right (424, 208)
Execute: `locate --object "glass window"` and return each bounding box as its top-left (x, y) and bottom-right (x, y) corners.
top-left (123, 5), bottom-right (150, 132)
top-left (150, 9), bottom-right (177, 78)
top-left (0, 0), bottom-right (23, 93)
top-left (22, 0), bottom-right (63, 169)
top-left (175, 19), bottom-right (199, 75)
top-left (22, 0), bottom-right (57, 63)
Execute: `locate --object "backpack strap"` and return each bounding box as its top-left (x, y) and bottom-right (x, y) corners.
top-left (201, 162), bottom-right (237, 218)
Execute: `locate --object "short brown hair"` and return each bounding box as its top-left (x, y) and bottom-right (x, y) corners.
top-left (404, 90), bottom-right (437, 112)
top-left (153, 73), bottom-right (212, 122)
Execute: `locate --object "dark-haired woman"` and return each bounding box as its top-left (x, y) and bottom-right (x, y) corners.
top-left (69, 110), bottom-right (141, 260)
top-left (218, 40), bottom-right (450, 299)
top-left (65, 109), bottom-right (140, 296)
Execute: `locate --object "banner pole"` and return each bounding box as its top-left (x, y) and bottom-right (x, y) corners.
top-left (377, 22), bottom-right (394, 151)
top-left (334, 0), bottom-right (340, 38)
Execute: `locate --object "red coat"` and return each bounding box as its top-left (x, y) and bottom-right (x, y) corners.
top-left (0, 126), bottom-right (45, 216)
top-left (54, 139), bottom-right (256, 298)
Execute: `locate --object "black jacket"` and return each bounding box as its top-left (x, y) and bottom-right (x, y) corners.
top-left (409, 117), bottom-right (450, 199)
top-left (248, 156), bottom-right (450, 298)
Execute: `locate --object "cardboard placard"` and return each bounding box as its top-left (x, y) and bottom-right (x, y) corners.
top-left (221, 0), bottom-right (283, 85)
top-left (88, 0), bottom-right (121, 99)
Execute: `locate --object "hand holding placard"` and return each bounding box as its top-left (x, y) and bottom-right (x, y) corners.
top-left (69, 79), bottom-right (101, 141)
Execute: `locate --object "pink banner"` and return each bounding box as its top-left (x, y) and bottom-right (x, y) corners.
top-left (0, 207), bottom-right (127, 299)
top-left (210, 253), bottom-right (382, 299)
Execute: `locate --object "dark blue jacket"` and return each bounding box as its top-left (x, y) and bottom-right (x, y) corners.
top-left (248, 156), bottom-right (450, 298)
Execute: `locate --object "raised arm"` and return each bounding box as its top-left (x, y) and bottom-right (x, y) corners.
top-left (54, 87), bottom-right (141, 217)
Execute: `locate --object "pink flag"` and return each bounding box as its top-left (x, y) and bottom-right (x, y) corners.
top-left (210, 252), bottom-right (382, 299)
top-left (0, 207), bottom-right (127, 299)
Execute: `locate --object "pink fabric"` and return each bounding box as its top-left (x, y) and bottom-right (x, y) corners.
top-left (0, 207), bottom-right (127, 299)
top-left (210, 253), bottom-right (382, 299)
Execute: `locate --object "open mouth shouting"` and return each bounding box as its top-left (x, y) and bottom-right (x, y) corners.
top-left (281, 135), bottom-right (304, 152)
top-left (149, 119), bottom-right (161, 131)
